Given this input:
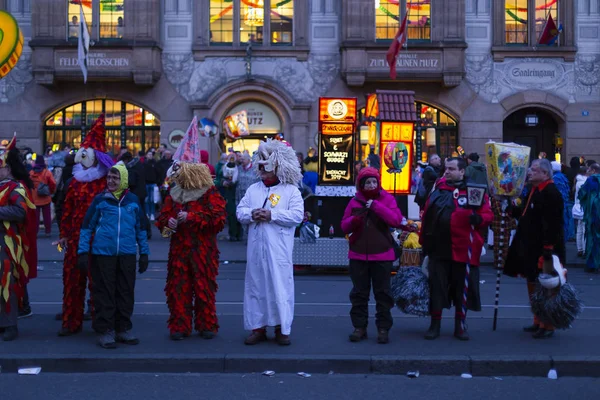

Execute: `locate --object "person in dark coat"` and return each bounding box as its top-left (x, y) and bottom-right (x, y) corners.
top-left (415, 154), bottom-right (442, 210)
top-left (143, 150), bottom-right (159, 221)
top-left (504, 158), bottom-right (565, 339)
top-left (465, 153), bottom-right (488, 188)
top-left (419, 157), bottom-right (493, 341)
top-left (566, 157), bottom-right (581, 196)
top-left (119, 152), bottom-right (151, 239)
top-left (53, 153), bottom-right (75, 232)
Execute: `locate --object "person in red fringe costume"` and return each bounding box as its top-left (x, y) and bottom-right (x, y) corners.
top-left (57, 114), bottom-right (115, 336)
top-left (156, 118), bottom-right (226, 341)
top-left (0, 135), bottom-right (37, 341)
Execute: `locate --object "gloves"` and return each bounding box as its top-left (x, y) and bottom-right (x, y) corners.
top-left (77, 253), bottom-right (89, 274)
top-left (138, 254), bottom-right (149, 274)
top-left (542, 246), bottom-right (553, 261)
top-left (469, 213), bottom-right (483, 227)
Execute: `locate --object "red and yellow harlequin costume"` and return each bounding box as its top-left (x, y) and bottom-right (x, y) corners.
top-left (0, 136), bottom-right (36, 315)
top-left (156, 124), bottom-right (226, 339)
top-left (59, 114), bottom-right (114, 335)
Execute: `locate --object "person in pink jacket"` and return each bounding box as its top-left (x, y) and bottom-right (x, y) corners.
top-left (341, 167), bottom-right (403, 344)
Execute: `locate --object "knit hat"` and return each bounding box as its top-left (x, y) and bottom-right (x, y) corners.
top-left (34, 155), bottom-right (46, 167)
top-left (81, 114), bottom-right (107, 152)
top-left (551, 161), bottom-right (562, 172)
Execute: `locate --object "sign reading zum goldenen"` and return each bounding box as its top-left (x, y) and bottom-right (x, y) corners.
top-left (368, 52), bottom-right (442, 72)
top-left (55, 51), bottom-right (130, 70)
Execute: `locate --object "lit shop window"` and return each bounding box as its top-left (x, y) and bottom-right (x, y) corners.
top-left (375, 0), bottom-right (431, 42)
top-left (45, 100), bottom-right (160, 156)
top-left (505, 0), bottom-right (559, 46)
top-left (209, 0), bottom-right (294, 45)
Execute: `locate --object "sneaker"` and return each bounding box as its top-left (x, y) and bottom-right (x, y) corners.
top-left (116, 330), bottom-right (139, 345)
top-left (98, 330), bottom-right (117, 349)
top-left (18, 307), bottom-right (33, 319)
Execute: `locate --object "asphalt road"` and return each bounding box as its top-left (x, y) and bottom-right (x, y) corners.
top-left (1, 373), bottom-right (599, 400)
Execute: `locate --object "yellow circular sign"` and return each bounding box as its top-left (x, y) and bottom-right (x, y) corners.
top-left (0, 10), bottom-right (24, 79)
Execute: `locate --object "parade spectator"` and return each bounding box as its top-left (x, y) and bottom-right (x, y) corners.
top-left (552, 161), bottom-right (573, 242)
top-left (415, 154), bottom-right (442, 210)
top-left (341, 167), bottom-right (403, 344)
top-left (236, 139), bottom-right (304, 346)
top-left (367, 145), bottom-right (381, 170)
top-left (200, 149), bottom-right (216, 178)
top-left (236, 153), bottom-right (259, 240)
top-left (420, 157), bottom-right (493, 341)
top-left (302, 147), bottom-right (318, 193)
top-left (156, 162), bottom-right (226, 341)
top-left (566, 157), bottom-right (581, 195)
top-left (143, 150), bottom-right (158, 221)
top-left (505, 159), bottom-right (565, 339)
top-left (78, 165), bottom-right (149, 349)
top-left (296, 152), bottom-right (305, 175)
top-left (53, 153), bottom-right (75, 232)
top-left (29, 156), bottom-right (57, 237)
top-left (572, 166), bottom-right (588, 258)
top-left (578, 163), bottom-right (600, 273)
top-left (120, 152), bottom-right (151, 239)
top-left (0, 141), bottom-right (37, 341)
top-left (157, 150), bottom-right (174, 204)
top-left (221, 154), bottom-right (240, 241)
top-left (465, 152), bottom-right (488, 189)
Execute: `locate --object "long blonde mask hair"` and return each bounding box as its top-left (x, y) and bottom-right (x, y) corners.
top-left (175, 162), bottom-right (214, 190)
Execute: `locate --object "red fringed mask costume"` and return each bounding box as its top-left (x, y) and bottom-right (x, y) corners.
top-left (59, 114), bottom-right (114, 335)
top-left (0, 135), bottom-right (37, 314)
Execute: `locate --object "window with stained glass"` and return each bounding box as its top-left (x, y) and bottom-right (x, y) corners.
top-left (375, 1), bottom-right (430, 41)
top-left (375, 0), bottom-right (399, 40)
top-left (44, 100), bottom-right (160, 155)
top-left (271, 0), bottom-right (293, 45)
top-left (407, 1), bottom-right (430, 41)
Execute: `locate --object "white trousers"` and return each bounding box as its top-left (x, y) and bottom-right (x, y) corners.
top-left (576, 219), bottom-right (586, 253)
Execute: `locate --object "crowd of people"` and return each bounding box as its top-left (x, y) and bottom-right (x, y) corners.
top-left (1, 120), bottom-right (598, 348)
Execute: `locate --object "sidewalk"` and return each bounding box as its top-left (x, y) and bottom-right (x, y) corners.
top-left (36, 227), bottom-right (589, 268)
top-left (2, 314), bottom-right (599, 377)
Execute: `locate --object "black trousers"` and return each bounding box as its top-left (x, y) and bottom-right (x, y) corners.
top-left (428, 259), bottom-right (482, 313)
top-left (349, 259), bottom-right (394, 330)
top-left (90, 255), bottom-right (137, 334)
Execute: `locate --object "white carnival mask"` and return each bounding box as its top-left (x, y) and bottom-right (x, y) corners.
top-left (74, 147), bottom-right (97, 169)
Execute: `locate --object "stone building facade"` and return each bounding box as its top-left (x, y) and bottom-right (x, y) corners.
top-left (0, 0), bottom-right (599, 163)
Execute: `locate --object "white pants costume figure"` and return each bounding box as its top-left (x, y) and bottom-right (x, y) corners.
top-left (236, 139), bottom-right (304, 339)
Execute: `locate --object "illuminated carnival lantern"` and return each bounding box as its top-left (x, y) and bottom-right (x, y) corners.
top-left (0, 10), bottom-right (24, 79)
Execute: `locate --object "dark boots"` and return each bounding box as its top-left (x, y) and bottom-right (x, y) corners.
top-left (424, 319), bottom-right (441, 340)
top-left (244, 328), bottom-right (267, 345)
top-left (2, 326), bottom-right (18, 341)
top-left (349, 327), bottom-right (367, 342)
top-left (453, 319), bottom-right (470, 341)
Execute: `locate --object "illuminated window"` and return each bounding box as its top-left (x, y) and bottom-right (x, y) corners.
top-left (209, 0), bottom-right (294, 46)
top-left (67, 1), bottom-right (92, 39)
top-left (505, 0), bottom-right (559, 46)
top-left (44, 100), bottom-right (160, 156)
top-left (415, 102), bottom-right (458, 161)
top-left (67, 0), bottom-right (125, 40)
top-left (210, 0), bottom-right (234, 44)
top-left (270, 0), bottom-right (293, 45)
top-left (375, 1), bottom-right (430, 41)
top-left (100, 0), bottom-right (125, 39)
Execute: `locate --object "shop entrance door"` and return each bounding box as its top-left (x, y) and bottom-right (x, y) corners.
top-left (503, 108), bottom-right (558, 160)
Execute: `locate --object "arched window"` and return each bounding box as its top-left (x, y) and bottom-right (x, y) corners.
top-left (375, 0), bottom-right (431, 42)
top-left (415, 102), bottom-right (458, 161)
top-left (45, 100), bottom-right (160, 156)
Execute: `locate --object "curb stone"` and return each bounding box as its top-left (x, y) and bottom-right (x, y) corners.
top-left (2, 354), bottom-right (600, 376)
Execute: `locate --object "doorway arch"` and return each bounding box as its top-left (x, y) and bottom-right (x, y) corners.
top-left (503, 107), bottom-right (560, 161)
top-left (44, 99), bottom-right (161, 155)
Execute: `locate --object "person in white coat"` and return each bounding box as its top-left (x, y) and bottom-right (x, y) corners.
top-left (572, 166), bottom-right (588, 257)
top-left (236, 139), bottom-right (304, 346)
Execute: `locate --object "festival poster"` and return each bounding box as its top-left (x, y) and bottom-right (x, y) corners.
top-left (319, 132), bottom-right (354, 185)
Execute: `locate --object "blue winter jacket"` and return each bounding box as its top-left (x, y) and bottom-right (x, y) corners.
top-left (78, 190), bottom-right (150, 256)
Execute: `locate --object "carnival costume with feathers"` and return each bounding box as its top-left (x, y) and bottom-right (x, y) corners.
top-left (59, 114), bottom-right (114, 335)
top-left (236, 139), bottom-right (304, 336)
top-left (156, 123), bottom-right (226, 339)
top-left (0, 135), bottom-right (36, 323)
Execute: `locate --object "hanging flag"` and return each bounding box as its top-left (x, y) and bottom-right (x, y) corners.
top-left (77, 4), bottom-right (90, 83)
top-left (538, 14), bottom-right (562, 45)
top-left (385, 10), bottom-right (408, 80)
